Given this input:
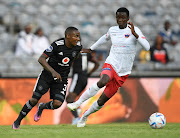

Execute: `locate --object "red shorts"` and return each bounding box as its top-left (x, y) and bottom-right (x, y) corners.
top-left (100, 63), bottom-right (129, 98)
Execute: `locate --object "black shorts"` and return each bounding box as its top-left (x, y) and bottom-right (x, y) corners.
top-left (33, 71), bottom-right (68, 103)
top-left (69, 73), bottom-right (88, 95)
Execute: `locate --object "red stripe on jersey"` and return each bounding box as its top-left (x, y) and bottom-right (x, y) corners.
top-left (43, 53), bottom-right (48, 57)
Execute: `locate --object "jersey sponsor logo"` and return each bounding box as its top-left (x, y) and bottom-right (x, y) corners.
top-left (113, 45), bottom-right (129, 47)
top-left (125, 34), bottom-right (130, 38)
top-left (58, 63), bottom-right (69, 66)
top-left (46, 45), bottom-right (53, 52)
top-left (58, 52), bottom-right (63, 55)
top-left (62, 57), bottom-right (70, 64)
top-left (58, 57), bottom-right (70, 66)
top-left (55, 40), bottom-right (64, 45)
top-left (120, 46), bottom-right (129, 47)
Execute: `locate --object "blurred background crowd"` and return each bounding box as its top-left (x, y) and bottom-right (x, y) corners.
top-left (0, 0), bottom-right (180, 77)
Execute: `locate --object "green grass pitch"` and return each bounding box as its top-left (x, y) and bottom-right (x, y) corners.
top-left (1, 123), bottom-right (180, 138)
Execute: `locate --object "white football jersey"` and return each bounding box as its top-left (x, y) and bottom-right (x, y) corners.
top-left (90, 25), bottom-right (150, 76)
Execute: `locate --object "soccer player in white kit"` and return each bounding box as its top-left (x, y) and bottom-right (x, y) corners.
top-left (67, 7), bottom-right (150, 127)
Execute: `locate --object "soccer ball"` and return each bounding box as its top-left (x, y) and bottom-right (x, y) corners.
top-left (148, 112), bottom-right (166, 129)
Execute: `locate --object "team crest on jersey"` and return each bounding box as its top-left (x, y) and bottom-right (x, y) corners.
top-left (62, 57), bottom-right (70, 64)
top-left (46, 45), bottom-right (53, 52)
top-left (125, 34), bottom-right (130, 38)
top-left (72, 51), bottom-right (77, 57)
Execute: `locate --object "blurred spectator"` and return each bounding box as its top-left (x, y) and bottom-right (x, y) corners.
top-left (15, 24), bottom-right (34, 57)
top-left (150, 35), bottom-right (169, 64)
top-left (158, 20), bottom-right (177, 46)
top-left (157, 21), bottom-right (179, 62)
top-left (97, 53), bottom-right (104, 61)
top-left (139, 49), bottom-right (150, 63)
top-left (0, 16), bottom-right (4, 26)
top-left (6, 16), bottom-right (21, 35)
top-left (32, 28), bottom-right (50, 57)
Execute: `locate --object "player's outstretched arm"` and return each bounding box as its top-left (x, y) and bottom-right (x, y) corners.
top-left (90, 34), bottom-right (109, 50)
top-left (128, 22), bottom-right (150, 51)
top-left (38, 54), bottom-right (62, 82)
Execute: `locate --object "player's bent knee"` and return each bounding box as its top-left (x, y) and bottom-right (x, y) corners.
top-left (66, 97), bottom-right (73, 103)
top-left (30, 98), bottom-right (38, 106)
top-left (97, 75), bottom-right (110, 88)
top-left (53, 100), bottom-right (63, 109)
top-left (97, 92), bottom-right (110, 106)
top-left (97, 100), bottom-right (104, 106)
top-left (66, 94), bottom-right (76, 103)
top-left (98, 79), bottom-right (108, 88)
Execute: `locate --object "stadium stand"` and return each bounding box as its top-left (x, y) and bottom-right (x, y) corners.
top-left (0, 0), bottom-right (180, 77)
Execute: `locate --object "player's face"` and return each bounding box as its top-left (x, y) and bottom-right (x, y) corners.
top-left (116, 12), bottom-right (129, 29)
top-left (68, 30), bottom-right (80, 46)
top-left (25, 26), bottom-right (31, 34)
top-left (164, 22), bottom-right (170, 30)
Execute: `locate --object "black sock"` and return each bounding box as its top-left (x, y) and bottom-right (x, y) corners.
top-left (36, 101), bottom-right (54, 116)
top-left (43, 101), bottom-right (54, 110)
top-left (14, 100), bottom-right (34, 125)
top-left (71, 110), bottom-right (79, 118)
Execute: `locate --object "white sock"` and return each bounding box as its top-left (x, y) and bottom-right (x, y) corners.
top-left (84, 101), bottom-right (103, 117)
top-left (75, 83), bottom-right (100, 105)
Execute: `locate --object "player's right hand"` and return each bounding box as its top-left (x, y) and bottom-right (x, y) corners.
top-left (80, 48), bottom-right (92, 53)
top-left (52, 71), bottom-right (62, 83)
top-left (128, 22), bottom-right (139, 39)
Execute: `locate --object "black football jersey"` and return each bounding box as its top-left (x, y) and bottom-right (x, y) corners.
top-left (42, 38), bottom-right (82, 80)
top-left (72, 53), bottom-right (92, 75)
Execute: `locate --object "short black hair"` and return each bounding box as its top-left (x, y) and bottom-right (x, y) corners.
top-left (65, 26), bottom-right (78, 37)
top-left (164, 20), bottom-right (170, 25)
top-left (35, 27), bottom-right (42, 34)
top-left (116, 7), bottom-right (129, 17)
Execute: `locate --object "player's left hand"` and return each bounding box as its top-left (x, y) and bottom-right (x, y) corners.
top-left (52, 71), bottom-right (62, 83)
top-left (128, 22), bottom-right (139, 39)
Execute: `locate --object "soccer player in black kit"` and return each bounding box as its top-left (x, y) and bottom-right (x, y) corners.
top-left (66, 51), bottom-right (99, 125)
top-left (12, 27), bottom-right (82, 129)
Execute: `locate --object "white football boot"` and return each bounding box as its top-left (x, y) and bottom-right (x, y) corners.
top-left (71, 117), bottom-right (80, 125)
top-left (77, 113), bottom-right (88, 127)
top-left (67, 102), bottom-right (80, 111)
